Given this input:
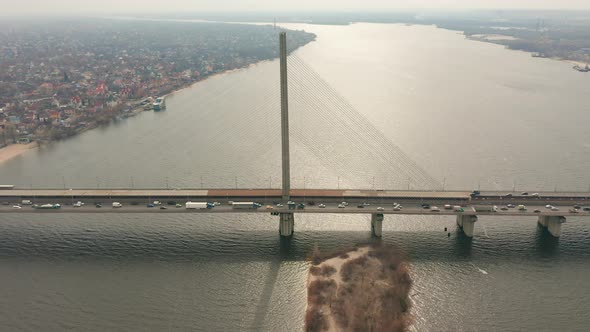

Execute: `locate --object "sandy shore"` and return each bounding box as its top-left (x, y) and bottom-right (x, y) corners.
top-left (0, 142), bottom-right (38, 164)
top-left (305, 245), bottom-right (413, 331)
top-left (307, 247), bottom-right (369, 332)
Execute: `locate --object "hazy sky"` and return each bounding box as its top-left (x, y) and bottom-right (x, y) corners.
top-left (5, 0), bottom-right (590, 14)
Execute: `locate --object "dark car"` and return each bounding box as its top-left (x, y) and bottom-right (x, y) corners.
top-left (130, 201), bottom-right (139, 205)
top-left (422, 204), bottom-right (430, 209)
top-left (95, 203), bottom-right (102, 208)
top-left (167, 201), bottom-right (177, 205)
top-left (505, 193), bottom-right (513, 198)
top-left (357, 204), bottom-right (364, 208)
top-left (521, 192), bottom-right (529, 196)
top-left (147, 203), bottom-right (155, 208)
top-left (583, 207), bottom-right (590, 211)
top-left (297, 203), bottom-right (305, 209)
top-left (160, 206), bottom-right (167, 210)
top-left (307, 201), bottom-right (315, 206)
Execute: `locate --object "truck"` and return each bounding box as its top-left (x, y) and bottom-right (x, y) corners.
top-left (231, 202), bottom-right (262, 209)
top-left (36, 203), bottom-right (61, 209)
top-left (185, 202), bottom-right (214, 209)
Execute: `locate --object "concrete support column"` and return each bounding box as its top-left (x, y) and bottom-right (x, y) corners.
top-left (538, 216), bottom-right (566, 238)
top-left (279, 213), bottom-right (294, 237)
top-left (457, 215), bottom-right (477, 238)
top-left (371, 213), bottom-right (384, 238)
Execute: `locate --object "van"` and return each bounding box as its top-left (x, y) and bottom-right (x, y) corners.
top-left (112, 202), bottom-right (122, 208)
top-left (518, 205), bottom-right (526, 211)
top-left (21, 200), bottom-right (32, 205)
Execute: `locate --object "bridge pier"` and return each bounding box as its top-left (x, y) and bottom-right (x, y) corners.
top-left (279, 213), bottom-right (294, 237)
top-left (457, 215), bottom-right (477, 238)
top-left (371, 213), bottom-right (384, 237)
top-left (538, 216), bottom-right (566, 237)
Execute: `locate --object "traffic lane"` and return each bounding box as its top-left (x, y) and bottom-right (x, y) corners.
top-left (1, 204), bottom-right (588, 216)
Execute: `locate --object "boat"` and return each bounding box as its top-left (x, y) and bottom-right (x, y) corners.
top-left (152, 97), bottom-right (166, 111)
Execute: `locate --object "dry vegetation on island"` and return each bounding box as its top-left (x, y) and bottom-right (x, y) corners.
top-left (305, 244), bottom-right (413, 332)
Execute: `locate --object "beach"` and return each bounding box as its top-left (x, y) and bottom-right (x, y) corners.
top-left (0, 142), bottom-right (38, 164)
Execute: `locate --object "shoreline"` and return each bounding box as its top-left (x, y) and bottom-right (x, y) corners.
top-left (0, 55), bottom-right (296, 164)
top-left (0, 34), bottom-right (313, 158)
top-left (0, 142), bottom-right (38, 164)
top-left (464, 33), bottom-right (589, 70)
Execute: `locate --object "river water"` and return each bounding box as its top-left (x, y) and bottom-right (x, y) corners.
top-left (1, 23), bottom-right (590, 331)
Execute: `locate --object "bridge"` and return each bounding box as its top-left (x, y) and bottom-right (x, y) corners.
top-left (1, 188), bottom-right (588, 238)
top-left (3, 32), bottom-right (588, 239)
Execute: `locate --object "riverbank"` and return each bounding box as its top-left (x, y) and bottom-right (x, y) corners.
top-left (466, 34), bottom-right (590, 70)
top-left (0, 142), bottom-right (38, 164)
top-left (305, 244), bottom-right (413, 332)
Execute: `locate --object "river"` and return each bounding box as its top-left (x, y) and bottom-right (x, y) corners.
top-left (1, 23), bottom-right (590, 331)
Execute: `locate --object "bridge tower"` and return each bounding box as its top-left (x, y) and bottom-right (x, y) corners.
top-left (278, 32), bottom-right (295, 237)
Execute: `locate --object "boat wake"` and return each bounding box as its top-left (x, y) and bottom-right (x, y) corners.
top-left (472, 263), bottom-right (489, 275)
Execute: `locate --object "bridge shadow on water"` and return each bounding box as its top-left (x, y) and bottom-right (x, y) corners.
top-left (0, 227), bottom-right (587, 264)
top-left (533, 224), bottom-right (560, 258)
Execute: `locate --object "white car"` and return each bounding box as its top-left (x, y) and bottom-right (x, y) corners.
top-left (444, 204), bottom-right (452, 210)
top-left (338, 204), bottom-right (345, 208)
top-left (545, 205), bottom-right (552, 209)
top-left (12, 205), bottom-right (21, 209)
top-left (393, 206), bottom-right (401, 211)
top-left (377, 206), bottom-right (384, 211)
top-left (341, 202), bottom-right (349, 206)
top-left (112, 202), bottom-right (122, 208)
top-left (213, 202), bottom-right (221, 206)
top-left (73, 201), bottom-right (84, 207)
top-left (431, 206), bottom-right (440, 212)
top-left (153, 201), bottom-right (161, 206)
top-left (551, 207), bottom-right (560, 211)
top-left (318, 204), bottom-right (326, 208)
top-left (276, 203), bottom-right (284, 207)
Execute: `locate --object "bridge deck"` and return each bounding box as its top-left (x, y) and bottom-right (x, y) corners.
top-left (0, 189), bottom-right (472, 199)
top-left (0, 189), bottom-right (588, 217)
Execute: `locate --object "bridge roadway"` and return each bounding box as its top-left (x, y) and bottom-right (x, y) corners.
top-left (0, 202), bottom-right (586, 217)
top-left (1, 189), bottom-right (588, 238)
top-left (0, 188), bottom-right (589, 203)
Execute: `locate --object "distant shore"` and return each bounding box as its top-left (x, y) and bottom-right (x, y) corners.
top-left (0, 142), bottom-right (38, 164)
top-left (465, 34), bottom-right (589, 70)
